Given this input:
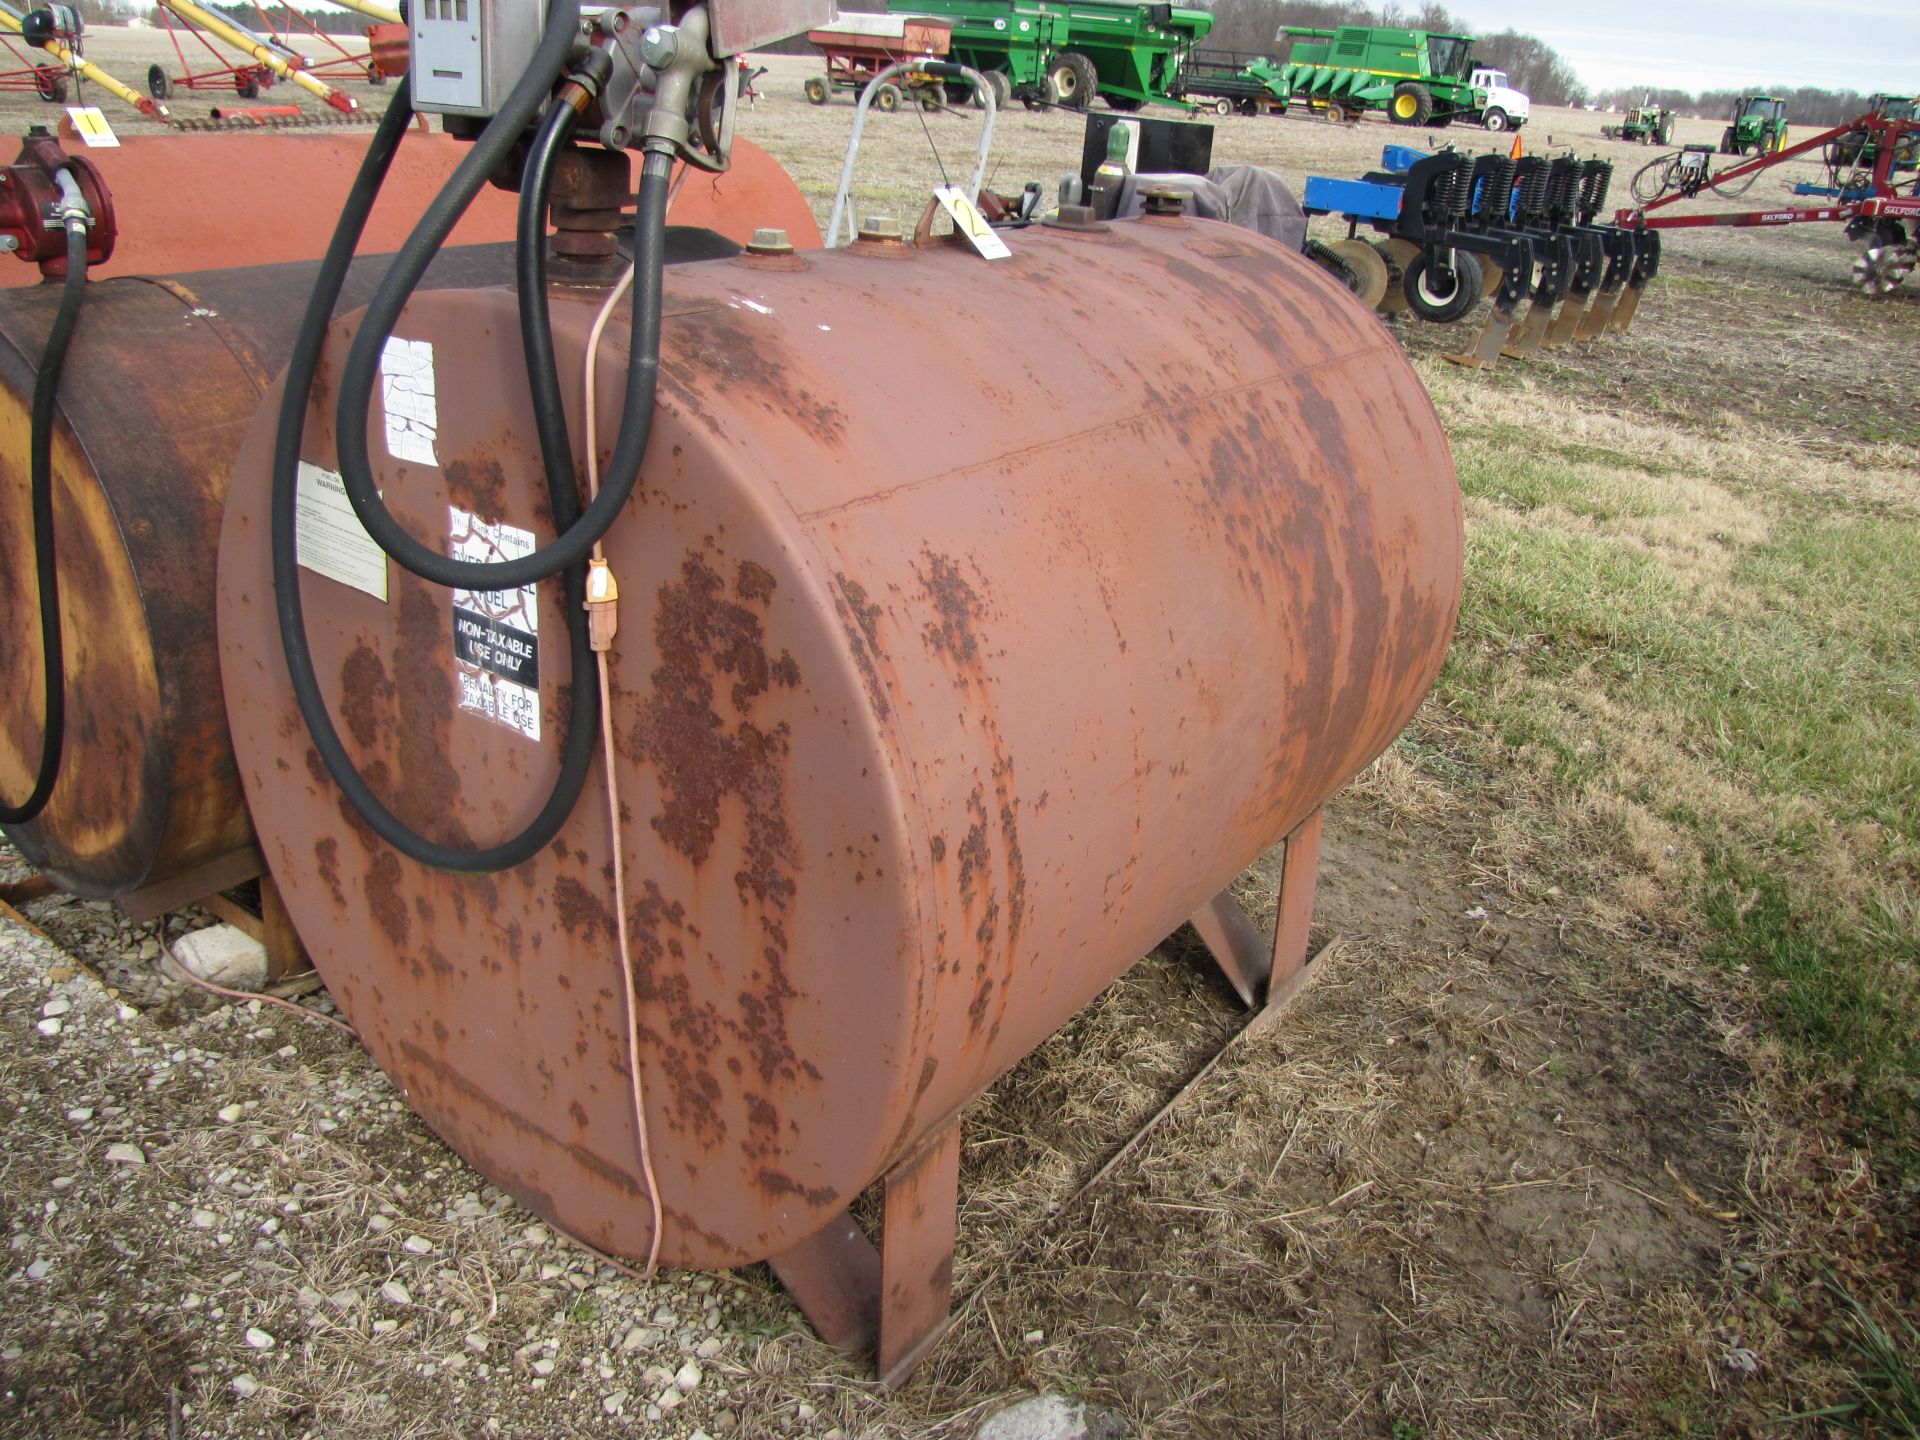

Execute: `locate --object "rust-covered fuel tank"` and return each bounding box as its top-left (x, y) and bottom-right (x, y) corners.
top-left (0, 247), bottom-right (518, 901)
top-left (214, 211), bottom-right (1462, 1367)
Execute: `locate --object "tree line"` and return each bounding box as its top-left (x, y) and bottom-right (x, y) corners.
top-left (1591, 86), bottom-right (1894, 127)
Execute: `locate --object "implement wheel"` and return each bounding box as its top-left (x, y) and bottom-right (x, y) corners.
top-left (148, 64), bottom-right (174, 101)
top-left (1329, 239), bottom-right (1390, 309)
top-left (1374, 237), bottom-right (1419, 313)
top-left (873, 82), bottom-right (901, 112)
top-left (804, 75), bottom-right (828, 105)
top-left (1403, 249), bottom-right (1485, 323)
top-left (1390, 82), bottom-right (1434, 126)
top-left (35, 69), bottom-right (66, 103)
top-left (1047, 51), bottom-right (1097, 109)
top-left (1213, 97), bottom-right (1231, 116)
top-left (987, 71), bottom-right (1011, 109)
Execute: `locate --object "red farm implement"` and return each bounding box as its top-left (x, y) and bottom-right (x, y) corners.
top-left (1616, 105), bottom-right (1920, 296)
top-left (146, 0), bottom-right (391, 112)
top-left (0, 4), bottom-right (166, 119)
top-left (805, 13), bottom-right (956, 111)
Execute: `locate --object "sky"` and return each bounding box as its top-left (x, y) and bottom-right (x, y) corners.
top-left (1452, 0), bottom-right (1920, 95)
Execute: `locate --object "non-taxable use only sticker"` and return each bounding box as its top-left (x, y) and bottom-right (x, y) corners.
top-left (448, 507), bottom-right (541, 742)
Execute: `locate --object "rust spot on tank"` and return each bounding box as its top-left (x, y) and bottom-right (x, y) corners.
top-left (391, 581), bottom-right (472, 843)
top-left (756, 1168), bottom-right (836, 1207)
top-left (569, 1100), bottom-right (589, 1128)
top-left (746, 1093), bottom-right (778, 1130)
top-left (444, 454), bottom-right (508, 519)
top-left (339, 643), bottom-right (395, 751)
top-left (917, 550), bottom-right (981, 665)
top-left (629, 552), bottom-right (798, 890)
top-left (313, 836), bottom-right (344, 906)
top-left (734, 560), bottom-right (776, 604)
top-left (929, 834), bottom-right (946, 863)
top-left (830, 573), bottom-right (890, 719)
top-left (662, 305), bottom-right (847, 447)
top-left (552, 874), bottom-right (615, 939)
top-left (364, 850), bottom-right (409, 946)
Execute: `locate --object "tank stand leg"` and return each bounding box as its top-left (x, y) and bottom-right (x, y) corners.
top-left (1188, 807), bottom-right (1325, 1010)
top-left (767, 1120), bottom-right (962, 1387)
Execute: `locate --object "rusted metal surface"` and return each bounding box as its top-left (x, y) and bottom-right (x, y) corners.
top-left (214, 214), bottom-right (1462, 1293)
top-left (0, 245), bottom-right (517, 897)
top-left (0, 134), bottom-right (819, 288)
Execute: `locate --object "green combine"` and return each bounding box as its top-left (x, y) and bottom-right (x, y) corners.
top-left (1268, 24), bottom-right (1530, 130)
top-left (883, 0), bottom-right (1213, 110)
top-left (1830, 94), bottom-right (1920, 168)
top-left (1720, 94), bottom-right (1788, 155)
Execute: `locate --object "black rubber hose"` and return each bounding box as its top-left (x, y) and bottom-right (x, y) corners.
top-left (272, 78), bottom-right (601, 873)
top-left (518, 96), bottom-right (580, 504)
top-left (0, 222), bottom-right (88, 825)
top-left (330, 0), bottom-right (669, 592)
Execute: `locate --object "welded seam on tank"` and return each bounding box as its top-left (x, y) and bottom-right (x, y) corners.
top-left (791, 342), bottom-right (1394, 522)
top-left (121, 276), bottom-right (275, 394)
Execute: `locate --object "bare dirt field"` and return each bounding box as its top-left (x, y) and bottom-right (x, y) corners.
top-left (2, 36), bottom-right (1916, 1440)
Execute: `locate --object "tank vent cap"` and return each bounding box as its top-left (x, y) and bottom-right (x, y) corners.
top-left (857, 214), bottom-right (904, 243)
top-left (746, 227), bottom-right (794, 255)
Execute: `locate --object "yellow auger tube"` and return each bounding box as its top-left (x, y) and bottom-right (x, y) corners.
top-left (160, 0), bottom-right (358, 112)
top-left (329, 0), bottom-right (403, 24)
top-left (0, 9), bottom-right (168, 118)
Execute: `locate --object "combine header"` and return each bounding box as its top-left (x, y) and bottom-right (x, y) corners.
top-left (1615, 104), bottom-right (1920, 295)
top-left (1305, 144), bottom-right (1657, 367)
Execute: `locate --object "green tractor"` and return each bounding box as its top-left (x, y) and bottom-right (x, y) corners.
top-left (1829, 94), bottom-right (1920, 169)
top-left (1602, 102), bottom-right (1675, 145)
top-left (1720, 94), bottom-right (1788, 156)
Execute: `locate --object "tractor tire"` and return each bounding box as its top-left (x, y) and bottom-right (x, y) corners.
top-left (1656, 116), bottom-right (1674, 146)
top-left (35, 70), bottom-right (65, 103)
top-left (986, 71), bottom-right (1011, 109)
top-left (147, 64), bottom-right (173, 101)
top-left (873, 82), bottom-right (901, 112)
top-left (368, 67), bottom-right (386, 86)
top-left (944, 81), bottom-right (973, 107)
top-left (1374, 237), bottom-right (1419, 313)
top-left (921, 88), bottom-right (943, 112)
top-left (1238, 98), bottom-right (1259, 115)
top-left (1389, 82), bottom-right (1434, 126)
top-left (1213, 97), bottom-right (1231, 116)
top-left (1719, 128), bottom-right (1735, 154)
top-left (1403, 249), bottom-right (1485, 323)
top-left (237, 74), bottom-right (261, 100)
top-left (1482, 107), bottom-right (1510, 132)
top-left (1328, 238), bottom-right (1390, 309)
top-left (1046, 51), bottom-right (1097, 109)
top-left (804, 76), bottom-right (828, 105)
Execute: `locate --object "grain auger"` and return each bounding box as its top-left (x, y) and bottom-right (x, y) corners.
top-left (1305, 145), bottom-right (1660, 370)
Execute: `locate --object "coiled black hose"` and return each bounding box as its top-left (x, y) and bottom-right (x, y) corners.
top-left (1, 222), bottom-right (88, 826)
top-left (271, 78), bottom-right (603, 873)
top-left (329, 0), bottom-right (668, 594)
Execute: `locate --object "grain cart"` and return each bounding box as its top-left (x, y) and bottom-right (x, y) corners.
top-left (1602, 102), bottom-right (1675, 145)
top-left (224, 0), bottom-right (1455, 1393)
top-left (885, 0), bottom-right (1213, 111)
top-left (806, 13), bottom-right (954, 109)
top-left (1720, 94), bottom-right (1788, 155)
top-left (1272, 25), bottom-right (1529, 130)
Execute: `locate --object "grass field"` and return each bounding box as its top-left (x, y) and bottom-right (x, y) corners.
top-left (1, 36), bottom-right (1916, 1440)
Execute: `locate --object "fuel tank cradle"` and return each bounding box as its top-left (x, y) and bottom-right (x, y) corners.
top-left (213, 211), bottom-right (1463, 1271)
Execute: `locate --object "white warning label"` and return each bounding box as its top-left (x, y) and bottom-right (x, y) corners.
top-left (449, 506), bottom-right (540, 742)
top-left (295, 461), bottom-right (388, 602)
top-left (380, 335), bottom-right (439, 466)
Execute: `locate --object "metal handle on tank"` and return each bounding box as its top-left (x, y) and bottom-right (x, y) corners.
top-left (825, 59), bottom-right (996, 248)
